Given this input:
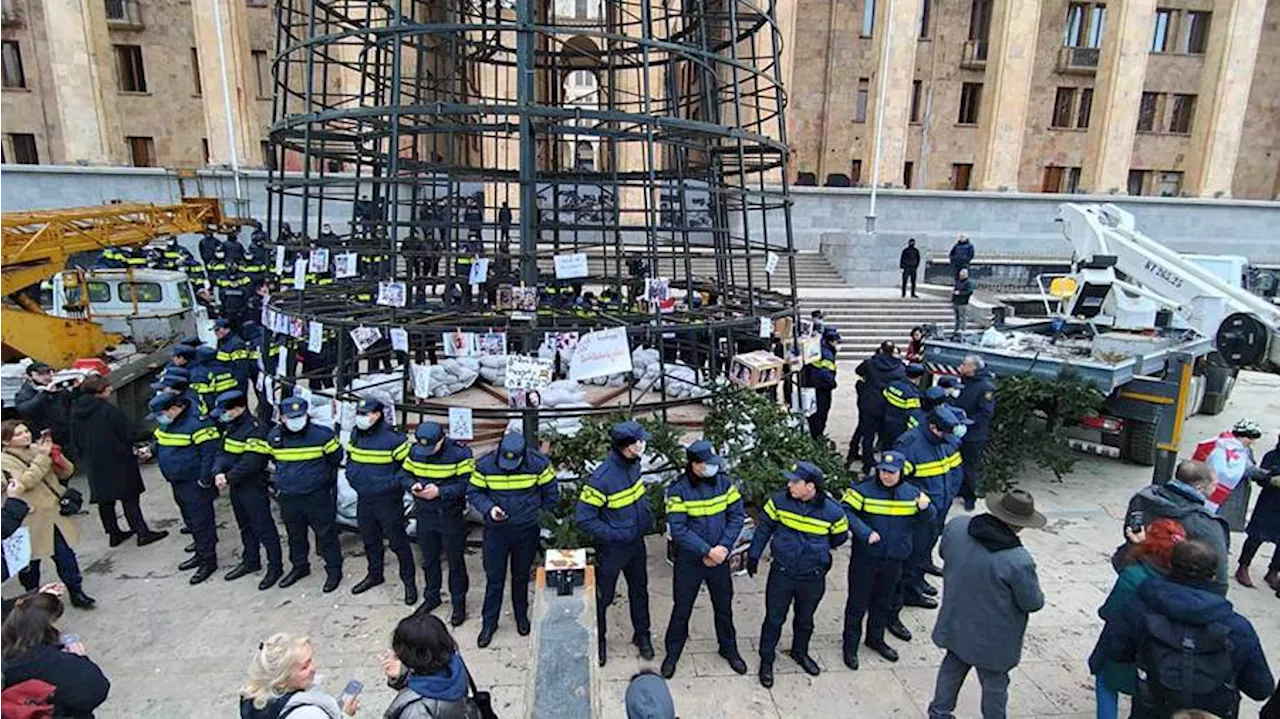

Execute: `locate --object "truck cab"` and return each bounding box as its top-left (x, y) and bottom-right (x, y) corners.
top-left (40, 269), bottom-right (209, 346)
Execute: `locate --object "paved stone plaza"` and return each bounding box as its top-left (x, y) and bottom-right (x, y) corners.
top-left (37, 370), bottom-right (1280, 718)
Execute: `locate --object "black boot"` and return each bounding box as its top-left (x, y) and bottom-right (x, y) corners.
top-left (866, 640), bottom-right (899, 663)
top-left (719, 649), bottom-right (748, 675)
top-left (758, 660), bottom-right (774, 688)
top-left (224, 562), bottom-right (260, 582)
top-left (183, 542), bottom-right (196, 554)
top-left (843, 647), bottom-right (859, 670)
top-left (634, 635), bottom-right (654, 661)
top-left (516, 616), bottom-right (531, 636)
top-left (477, 625), bottom-right (496, 648)
top-left (887, 620), bottom-right (913, 642)
top-left (421, 596), bottom-right (443, 613)
top-left (403, 584), bottom-right (418, 606)
top-left (350, 575), bottom-right (384, 595)
top-left (68, 587), bottom-right (97, 609)
top-left (450, 606), bottom-right (467, 627)
top-left (259, 566), bottom-right (282, 591)
top-left (277, 566), bottom-right (310, 588)
top-left (189, 564), bottom-right (217, 585)
top-left (918, 579), bottom-right (938, 596)
top-left (785, 649), bottom-right (820, 676)
top-left (660, 654), bottom-right (678, 679)
top-left (180, 526), bottom-right (192, 535)
top-left (597, 634), bottom-right (608, 666)
top-left (903, 594), bottom-right (938, 610)
top-left (137, 530), bottom-right (169, 547)
top-left (322, 573), bottom-right (342, 593)
top-left (108, 531), bottom-right (135, 547)
top-left (178, 555), bottom-right (202, 571)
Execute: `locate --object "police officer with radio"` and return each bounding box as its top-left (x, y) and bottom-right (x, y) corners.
top-left (400, 422), bottom-right (474, 626)
top-left (576, 421), bottom-right (655, 666)
top-left (467, 432), bottom-right (557, 648)
top-left (661, 440), bottom-right (747, 678)
top-left (346, 399), bottom-right (417, 604)
top-left (148, 393), bottom-right (221, 584)
top-left (264, 396), bottom-right (345, 592)
top-left (210, 390), bottom-right (283, 590)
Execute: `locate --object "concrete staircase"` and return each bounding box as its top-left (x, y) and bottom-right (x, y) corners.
top-left (798, 295), bottom-right (956, 361)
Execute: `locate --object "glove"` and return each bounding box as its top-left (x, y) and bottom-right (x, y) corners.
top-left (746, 557), bottom-right (759, 578)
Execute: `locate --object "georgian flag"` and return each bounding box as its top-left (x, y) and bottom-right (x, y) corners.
top-left (1191, 431), bottom-right (1251, 512)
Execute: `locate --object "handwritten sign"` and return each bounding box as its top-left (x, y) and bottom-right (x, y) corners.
top-left (468, 258), bottom-right (489, 286)
top-left (1, 527), bottom-right (31, 574)
top-left (505, 355), bottom-right (554, 390)
top-left (765, 251), bottom-right (779, 276)
top-left (308, 320), bottom-right (325, 353)
top-left (448, 406), bottom-right (474, 440)
top-left (274, 245), bottom-right (287, 275)
top-left (292, 258), bottom-right (307, 290)
top-left (334, 252), bottom-right (359, 279)
top-left (309, 248), bottom-right (330, 274)
top-left (390, 327), bottom-right (409, 354)
top-left (553, 252), bottom-right (589, 279)
top-left (569, 327), bottom-right (633, 382)
top-left (410, 362), bottom-right (432, 399)
top-left (275, 344), bottom-right (288, 377)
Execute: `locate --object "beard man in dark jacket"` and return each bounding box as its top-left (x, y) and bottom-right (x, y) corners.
top-left (900, 239), bottom-right (921, 299)
top-left (1118, 460), bottom-right (1229, 596)
top-left (13, 363), bottom-right (73, 453)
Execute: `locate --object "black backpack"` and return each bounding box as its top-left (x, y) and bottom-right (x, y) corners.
top-left (1135, 612), bottom-right (1239, 718)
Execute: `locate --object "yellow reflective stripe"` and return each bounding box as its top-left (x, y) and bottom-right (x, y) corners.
top-left (476, 472), bottom-right (542, 490)
top-left (883, 388), bottom-right (920, 410)
top-left (247, 438), bottom-right (272, 454)
top-left (911, 459), bottom-right (949, 477)
top-left (599, 479), bottom-right (645, 509)
top-left (392, 441), bottom-right (412, 462)
top-left (272, 445), bottom-right (327, 461)
top-left (404, 458), bottom-right (473, 479)
top-left (766, 498), bottom-right (841, 535)
top-left (579, 484), bottom-right (607, 507)
top-left (537, 466), bottom-right (555, 486)
top-left (841, 488), bottom-right (865, 511)
top-left (154, 429), bottom-right (193, 447)
top-left (469, 471), bottom-right (489, 488)
top-left (667, 485), bottom-right (741, 517)
top-left (323, 438), bottom-right (340, 455)
top-left (213, 375), bottom-right (237, 391)
top-left (907, 416), bottom-right (920, 429)
top-left (216, 351), bottom-right (237, 362)
top-left (854, 494), bottom-right (921, 516)
top-left (193, 426), bottom-right (220, 444)
top-left (813, 359), bottom-right (837, 371)
top-left (346, 444), bottom-right (397, 464)
top-left (831, 516), bottom-right (849, 534)
top-left (223, 438), bottom-right (250, 454)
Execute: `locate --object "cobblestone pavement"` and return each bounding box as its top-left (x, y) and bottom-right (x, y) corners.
top-left (29, 371), bottom-right (1280, 718)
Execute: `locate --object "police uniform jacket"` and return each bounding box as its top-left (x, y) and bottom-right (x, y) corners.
top-left (153, 408), bottom-right (220, 485)
top-left (216, 333), bottom-right (253, 387)
top-left (665, 470), bottom-right (745, 559)
top-left (748, 490), bottom-right (849, 576)
top-left (467, 448), bottom-right (557, 528)
top-left (883, 379), bottom-right (923, 433)
top-left (264, 423), bottom-right (344, 496)
top-left (212, 412), bottom-right (271, 486)
top-left (345, 421), bottom-right (411, 496)
top-left (803, 343), bottom-right (838, 391)
top-left (399, 439), bottom-right (474, 516)
top-left (841, 476), bottom-right (936, 561)
top-left (855, 353), bottom-right (906, 415)
top-left (954, 369), bottom-right (997, 443)
top-left (894, 425), bottom-right (964, 504)
top-left (576, 450), bottom-right (654, 544)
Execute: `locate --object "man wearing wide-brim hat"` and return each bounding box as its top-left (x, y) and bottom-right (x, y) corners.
top-left (927, 489), bottom-right (1046, 719)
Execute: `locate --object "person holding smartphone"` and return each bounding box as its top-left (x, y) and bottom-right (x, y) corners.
top-left (240, 633), bottom-right (359, 718)
top-left (1, 591), bottom-right (111, 717)
top-left (380, 611), bottom-right (479, 719)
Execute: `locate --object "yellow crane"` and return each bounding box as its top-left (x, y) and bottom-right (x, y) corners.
top-left (1, 197), bottom-right (226, 366)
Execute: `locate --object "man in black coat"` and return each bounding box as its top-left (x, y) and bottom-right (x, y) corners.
top-left (13, 363), bottom-right (73, 451)
top-left (67, 377), bottom-right (168, 548)
top-left (900, 239), bottom-right (920, 299)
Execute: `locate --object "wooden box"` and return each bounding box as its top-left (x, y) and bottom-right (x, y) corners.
top-left (729, 350), bottom-right (785, 388)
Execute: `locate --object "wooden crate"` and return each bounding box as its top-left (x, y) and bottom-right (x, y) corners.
top-left (729, 350), bottom-right (785, 388)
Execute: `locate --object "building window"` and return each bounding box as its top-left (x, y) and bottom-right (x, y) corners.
top-left (6, 133), bottom-right (39, 164)
top-left (1127, 169), bottom-right (1147, 196)
top-left (2, 41), bottom-right (26, 89)
top-left (1066, 167), bottom-right (1082, 193)
top-left (1051, 87), bottom-right (1076, 128)
top-left (1137, 92), bottom-right (1159, 132)
top-left (1184, 11), bottom-right (1210, 54)
top-left (909, 80), bottom-right (923, 123)
top-left (127, 136), bottom-right (156, 167)
top-left (1155, 171), bottom-right (1183, 196)
top-left (201, 138), bottom-right (210, 165)
top-left (1065, 3), bottom-right (1105, 48)
top-left (190, 47), bottom-right (202, 95)
top-left (968, 0), bottom-right (992, 42)
top-left (903, 161), bottom-right (914, 189)
top-left (262, 140), bottom-right (276, 171)
top-left (854, 78), bottom-right (869, 123)
top-left (1169, 93), bottom-right (1195, 133)
top-left (919, 0), bottom-right (931, 39)
top-left (252, 50), bottom-right (270, 99)
top-left (1151, 8), bottom-right (1174, 52)
top-left (1077, 88), bottom-right (1093, 129)
top-left (951, 163), bottom-right (973, 190)
top-left (861, 0), bottom-right (875, 37)
top-left (1042, 166), bottom-right (1066, 192)
top-left (957, 82), bottom-right (982, 125)
top-left (114, 44), bottom-right (147, 93)
top-left (850, 159), bottom-right (863, 185)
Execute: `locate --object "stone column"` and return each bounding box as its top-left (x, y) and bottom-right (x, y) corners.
top-left (1183, 0), bottom-right (1266, 197)
top-left (191, 0), bottom-right (262, 167)
top-left (972, 0), bottom-right (1042, 191)
top-left (41, 0), bottom-right (125, 164)
top-left (1081, 0), bottom-right (1156, 194)
top-left (866, 0), bottom-right (922, 187)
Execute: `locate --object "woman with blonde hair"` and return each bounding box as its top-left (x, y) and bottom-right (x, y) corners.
top-left (0, 419), bottom-right (94, 609)
top-left (239, 633), bottom-right (359, 718)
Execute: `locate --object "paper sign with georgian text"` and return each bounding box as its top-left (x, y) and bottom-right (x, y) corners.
top-left (569, 327), bottom-right (633, 382)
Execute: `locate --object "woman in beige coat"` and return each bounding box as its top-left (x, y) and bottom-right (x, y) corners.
top-left (1, 419), bottom-right (95, 608)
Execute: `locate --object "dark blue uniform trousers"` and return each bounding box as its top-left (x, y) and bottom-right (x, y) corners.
top-left (807, 389), bottom-right (833, 439)
top-left (596, 537), bottom-right (651, 641)
top-left (481, 522), bottom-right (539, 629)
top-left (759, 565), bottom-right (826, 663)
top-left (278, 488), bottom-right (342, 576)
top-left (959, 440), bottom-right (985, 503)
top-left (230, 482), bottom-right (282, 571)
top-left (416, 509), bottom-right (468, 610)
top-left (664, 551), bottom-right (737, 661)
top-left (843, 549), bottom-right (904, 652)
top-left (904, 489), bottom-right (948, 596)
top-left (356, 490), bottom-right (415, 586)
top-left (172, 482), bottom-right (218, 565)
top-left (861, 414), bottom-right (887, 466)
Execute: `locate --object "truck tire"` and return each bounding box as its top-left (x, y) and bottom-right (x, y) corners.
top-left (1199, 364), bottom-right (1235, 416)
top-left (1124, 420), bottom-right (1158, 467)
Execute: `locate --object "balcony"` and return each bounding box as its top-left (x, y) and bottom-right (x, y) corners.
top-left (1, 0), bottom-right (22, 27)
top-left (104, 0), bottom-right (144, 29)
top-left (1057, 46), bottom-right (1099, 74)
top-left (960, 40), bottom-right (988, 69)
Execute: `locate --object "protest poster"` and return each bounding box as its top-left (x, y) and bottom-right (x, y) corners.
top-left (569, 327), bottom-right (632, 382)
top-left (765, 251), bottom-right (779, 276)
top-left (443, 331), bottom-right (475, 357)
top-left (759, 317), bottom-right (773, 338)
top-left (350, 326), bottom-right (383, 353)
top-left (510, 286), bottom-right (537, 312)
top-left (377, 281), bottom-right (407, 308)
top-left (505, 355), bottom-right (554, 389)
top-left (477, 332), bottom-right (507, 356)
top-left (334, 252), bottom-right (359, 279)
top-left (390, 327), bottom-right (409, 354)
top-left (293, 258), bottom-right (307, 289)
top-left (274, 245), bottom-right (287, 275)
top-left (1, 527), bottom-right (31, 575)
top-left (309, 248), bottom-right (330, 274)
top-left (410, 362), bottom-right (432, 399)
top-left (308, 320), bottom-right (325, 353)
top-left (544, 331), bottom-right (579, 352)
top-left (275, 345), bottom-right (288, 377)
top-left (553, 252), bottom-right (589, 279)
top-left (468, 258), bottom-right (489, 286)
top-left (448, 407), bottom-right (474, 440)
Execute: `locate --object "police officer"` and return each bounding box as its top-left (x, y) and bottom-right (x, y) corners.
top-left (802, 327), bottom-right (840, 440)
top-left (147, 393), bottom-right (221, 584)
top-left (882, 363), bottom-right (926, 447)
top-left (400, 422), bottom-right (473, 626)
top-left (193, 346), bottom-right (237, 410)
top-left (853, 341), bottom-right (907, 471)
top-left (209, 390), bottom-right (283, 590)
top-left (906, 386), bottom-right (949, 432)
top-left (151, 236), bottom-right (194, 271)
top-left (661, 440), bottom-right (747, 679)
top-left (244, 228), bottom-right (271, 286)
top-left (213, 264), bottom-right (253, 331)
top-left (198, 231), bottom-right (221, 265)
top-left (455, 228), bottom-right (482, 306)
top-left (222, 231), bottom-right (246, 266)
top-left (839, 450), bottom-right (935, 669)
top-left (214, 319), bottom-right (252, 393)
top-left (497, 201), bottom-right (512, 246)
top-left (937, 375), bottom-right (963, 403)
top-left (894, 405), bottom-right (967, 608)
top-left (151, 367), bottom-right (207, 419)
top-left (746, 462), bottom-right (849, 687)
top-left (575, 421), bottom-right (655, 666)
top-left (954, 354), bottom-right (996, 511)
top-left (345, 399), bottom-right (417, 604)
top-left (467, 432), bottom-right (557, 648)
top-left (264, 397), bottom-right (345, 592)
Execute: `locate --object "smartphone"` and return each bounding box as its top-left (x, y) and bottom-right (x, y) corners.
top-left (39, 429), bottom-right (52, 441)
top-left (60, 633), bottom-right (79, 647)
top-left (340, 679), bottom-right (363, 703)
top-left (1125, 510), bottom-right (1144, 534)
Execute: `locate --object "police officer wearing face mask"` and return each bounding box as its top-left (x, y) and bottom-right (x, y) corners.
top-left (399, 422), bottom-right (474, 625)
top-left (576, 421), bottom-right (655, 667)
top-left (263, 397), bottom-right (345, 592)
top-left (148, 393), bottom-right (221, 585)
top-left (209, 390), bottom-right (283, 590)
top-left (661, 440), bottom-right (747, 679)
top-left (907, 386), bottom-right (949, 432)
top-left (882, 363), bottom-right (926, 448)
top-left (345, 399), bottom-right (416, 604)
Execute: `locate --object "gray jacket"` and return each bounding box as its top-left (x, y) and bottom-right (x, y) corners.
top-left (384, 689), bottom-right (477, 719)
top-left (1122, 480), bottom-right (1229, 595)
top-left (931, 514), bottom-right (1044, 672)
top-left (280, 689), bottom-right (343, 719)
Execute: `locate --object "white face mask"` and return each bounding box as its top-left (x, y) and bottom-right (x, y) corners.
top-left (631, 441), bottom-right (647, 457)
top-left (953, 424), bottom-right (968, 440)
top-left (284, 416), bottom-right (308, 433)
top-left (947, 388), bottom-right (961, 399)
top-left (354, 414), bottom-right (376, 431)
top-left (697, 463), bottom-right (720, 478)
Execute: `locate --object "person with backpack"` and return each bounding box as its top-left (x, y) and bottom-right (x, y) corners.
top-left (1088, 518), bottom-right (1187, 719)
top-left (1, 591), bottom-right (110, 718)
top-left (239, 633), bottom-right (359, 718)
top-left (1119, 460), bottom-right (1230, 596)
top-left (379, 610), bottom-right (481, 719)
top-left (1092, 539), bottom-right (1275, 719)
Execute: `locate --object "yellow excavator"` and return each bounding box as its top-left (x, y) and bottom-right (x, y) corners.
top-left (1, 197), bottom-right (227, 366)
